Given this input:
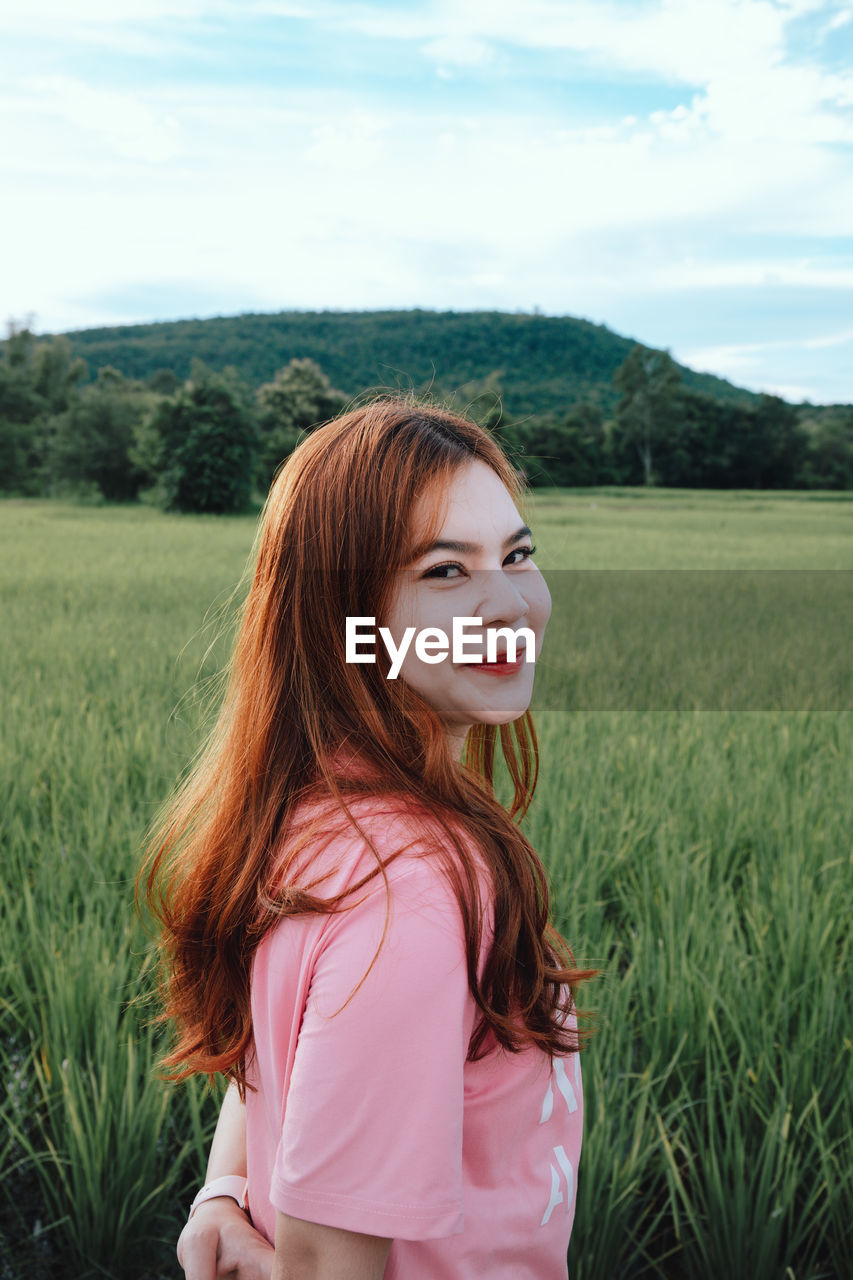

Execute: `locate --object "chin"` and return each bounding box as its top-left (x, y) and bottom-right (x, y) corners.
top-left (476, 705), bottom-right (531, 726)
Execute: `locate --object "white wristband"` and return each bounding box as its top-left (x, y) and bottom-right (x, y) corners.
top-left (188, 1175), bottom-right (249, 1221)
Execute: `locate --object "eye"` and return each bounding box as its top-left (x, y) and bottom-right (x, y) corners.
top-left (503, 544), bottom-right (536, 566)
top-left (421, 561), bottom-right (466, 580)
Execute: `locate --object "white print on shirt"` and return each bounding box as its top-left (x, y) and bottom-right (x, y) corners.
top-left (538, 1054), bottom-right (581, 1227)
top-left (540, 1145), bottom-right (574, 1226)
top-left (538, 1055), bottom-right (579, 1124)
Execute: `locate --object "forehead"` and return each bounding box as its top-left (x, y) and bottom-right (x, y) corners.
top-left (411, 459), bottom-right (520, 540)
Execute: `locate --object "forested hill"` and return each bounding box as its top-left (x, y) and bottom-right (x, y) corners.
top-left (63, 308), bottom-right (759, 416)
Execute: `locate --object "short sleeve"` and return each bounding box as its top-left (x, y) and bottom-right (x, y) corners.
top-left (268, 858), bottom-right (475, 1240)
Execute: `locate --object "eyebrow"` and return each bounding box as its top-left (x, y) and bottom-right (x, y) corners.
top-left (412, 524), bottom-right (533, 559)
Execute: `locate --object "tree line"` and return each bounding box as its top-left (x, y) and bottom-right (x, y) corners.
top-left (61, 307), bottom-right (757, 417)
top-left (1, 325), bottom-right (850, 512)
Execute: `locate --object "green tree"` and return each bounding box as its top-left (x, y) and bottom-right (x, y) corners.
top-left (0, 326), bottom-right (87, 494)
top-left (138, 371), bottom-right (257, 513)
top-left (47, 367), bottom-right (155, 501)
top-left (739, 395), bottom-right (808, 488)
top-left (796, 408), bottom-right (853, 489)
top-left (146, 368), bottom-right (181, 396)
top-left (612, 345), bottom-right (682, 486)
top-left (256, 358), bottom-right (348, 489)
top-left (31, 334), bottom-right (88, 412)
top-left (513, 403), bottom-right (607, 486)
top-left (632, 387), bottom-right (748, 489)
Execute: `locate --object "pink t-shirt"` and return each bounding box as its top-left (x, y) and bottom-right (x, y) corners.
top-left (244, 796), bottom-right (583, 1278)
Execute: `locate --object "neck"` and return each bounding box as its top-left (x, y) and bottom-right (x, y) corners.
top-left (445, 724), bottom-right (472, 762)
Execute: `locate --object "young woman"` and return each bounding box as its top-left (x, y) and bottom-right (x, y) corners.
top-left (143, 395), bottom-right (594, 1280)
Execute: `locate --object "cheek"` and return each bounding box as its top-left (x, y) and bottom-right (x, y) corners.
top-left (397, 649), bottom-right (452, 709)
top-left (529, 575), bottom-right (552, 631)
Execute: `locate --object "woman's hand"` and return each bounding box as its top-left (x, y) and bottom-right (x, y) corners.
top-left (177, 1198), bottom-right (274, 1280)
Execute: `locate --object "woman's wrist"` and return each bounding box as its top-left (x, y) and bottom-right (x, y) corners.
top-left (188, 1174), bottom-right (249, 1220)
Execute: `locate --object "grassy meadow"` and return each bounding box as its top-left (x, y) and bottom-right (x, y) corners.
top-left (1, 490), bottom-right (851, 1279)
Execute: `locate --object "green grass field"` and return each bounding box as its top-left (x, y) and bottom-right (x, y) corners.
top-left (1, 492), bottom-right (851, 1279)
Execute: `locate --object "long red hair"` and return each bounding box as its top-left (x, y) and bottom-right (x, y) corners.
top-left (141, 394), bottom-right (594, 1093)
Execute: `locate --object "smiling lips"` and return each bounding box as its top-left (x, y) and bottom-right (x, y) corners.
top-left (467, 651), bottom-right (526, 676)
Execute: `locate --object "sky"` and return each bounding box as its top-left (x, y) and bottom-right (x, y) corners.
top-left (2, 0), bottom-right (852, 405)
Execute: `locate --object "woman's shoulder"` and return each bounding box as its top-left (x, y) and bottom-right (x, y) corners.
top-left (274, 785), bottom-right (489, 913)
top-left (288, 783), bottom-right (472, 852)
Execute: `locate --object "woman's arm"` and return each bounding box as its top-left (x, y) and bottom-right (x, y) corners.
top-left (272, 1213), bottom-right (391, 1280)
top-left (177, 1083), bottom-right (274, 1280)
top-left (204, 1080), bottom-right (249, 1180)
top-left (176, 1088), bottom-right (391, 1279)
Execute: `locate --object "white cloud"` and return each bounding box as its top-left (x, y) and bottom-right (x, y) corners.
top-left (682, 339), bottom-right (796, 372)
top-left (18, 77), bottom-right (183, 163)
top-left (650, 260), bottom-right (853, 290)
top-left (326, 0), bottom-right (853, 151)
top-left (803, 325), bottom-right (853, 347)
top-left (762, 381), bottom-right (821, 399)
top-left (303, 110), bottom-right (390, 172)
top-left (821, 6), bottom-right (853, 34)
top-left (683, 324), bottom-right (853, 361)
top-left (1, 80), bottom-right (850, 332)
top-left (0, 0), bottom-right (220, 21)
top-left (0, 0), bottom-right (851, 404)
top-left (421, 32), bottom-right (493, 66)
top-left (677, 327), bottom-right (853, 401)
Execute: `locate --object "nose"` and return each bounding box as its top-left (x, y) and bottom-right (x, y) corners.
top-left (471, 568), bottom-right (530, 630)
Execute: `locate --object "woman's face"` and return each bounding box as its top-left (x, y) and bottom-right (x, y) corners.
top-left (382, 459), bottom-right (551, 751)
